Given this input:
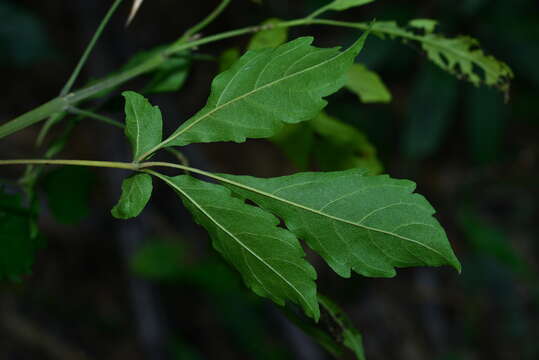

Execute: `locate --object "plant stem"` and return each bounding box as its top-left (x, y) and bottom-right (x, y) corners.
top-left (179, 0), bottom-right (232, 43)
top-left (69, 107), bottom-right (124, 128)
top-left (0, 159), bottom-right (138, 171)
top-left (61, 0), bottom-right (126, 96)
top-left (1, 17), bottom-right (374, 140)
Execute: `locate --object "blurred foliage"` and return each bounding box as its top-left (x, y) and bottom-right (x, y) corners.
top-left (42, 166), bottom-right (95, 225)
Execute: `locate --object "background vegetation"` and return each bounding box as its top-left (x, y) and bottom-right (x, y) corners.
top-left (0, 0), bottom-right (537, 359)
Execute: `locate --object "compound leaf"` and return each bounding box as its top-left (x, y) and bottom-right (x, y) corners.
top-left (346, 64), bottom-right (391, 103)
top-left (111, 173), bottom-right (153, 219)
top-left (164, 33), bottom-right (369, 147)
top-left (122, 91), bottom-right (162, 160)
top-left (370, 20), bottom-right (514, 92)
top-left (157, 174), bottom-right (320, 320)
top-left (220, 169), bottom-right (461, 278)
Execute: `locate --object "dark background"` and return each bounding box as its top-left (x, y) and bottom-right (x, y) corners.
top-left (0, 0), bottom-right (538, 359)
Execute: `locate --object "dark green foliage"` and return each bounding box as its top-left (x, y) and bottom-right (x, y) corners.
top-left (0, 189), bottom-right (40, 281)
top-left (43, 166), bottom-right (95, 225)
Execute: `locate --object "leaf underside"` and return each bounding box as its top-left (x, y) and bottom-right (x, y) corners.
top-left (165, 33), bottom-right (369, 147)
top-left (122, 91), bottom-right (163, 160)
top-left (160, 175), bottom-right (320, 320)
top-left (111, 173), bottom-right (153, 219)
top-left (220, 169), bottom-right (461, 278)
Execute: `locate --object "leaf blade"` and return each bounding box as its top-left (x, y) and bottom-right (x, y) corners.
top-left (346, 64), bottom-right (391, 103)
top-left (219, 169), bottom-right (461, 278)
top-left (164, 33), bottom-right (369, 147)
top-left (111, 173), bottom-right (153, 220)
top-left (328, 0), bottom-right (376, 11)
top-left (157, 174), bottom-right (320, 319)
top-left (122, 91), bottom-right (163, 160)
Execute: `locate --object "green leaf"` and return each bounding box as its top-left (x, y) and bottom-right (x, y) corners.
top-left (370, 20), bottom-right (514, 92)
top-left (346, 64), bottom-right (391, 103)
top-left (247, 18), bottom-right (288, 50)
top-left (143, 56), bottom-right (190, 94)
top-left (43, 166), bottom-right (95, 224)
top-left (164, 33), bottom-right (370, 147)
top-left (327, 0), bottom-right (376, 11)
top-left (219, 47), bottom-right (241, 72)
top-left (271, 111), bottom-right (383, 174)
top-left (111, 173), bottom-right (153, 219)
top-left (156, 174), bottom-right (320, 320)
top-left (122, 91), bottom-right (163, 160)
top-left (0, 189), bottom-right (40, 281)
top-left (311, 111), bottom-right (383, 174)
top-left (220, 169), bottom-right (461, 278)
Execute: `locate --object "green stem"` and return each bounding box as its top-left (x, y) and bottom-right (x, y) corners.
top-left (2, 17), bottom-right (379, 141)
top-left (179, 0), bottom-right (232, 43)
top-left (0, 159), bottom-right (138, 171)
top-left (61, 0), bottom-right (126, 96)
top-left (69, 107), bottom-right (124, 128)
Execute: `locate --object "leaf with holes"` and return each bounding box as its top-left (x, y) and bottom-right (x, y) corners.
top-left (219, 169), bottom-right (461, 278)
top-left (370, 20), bottom-right (513, 92)
top-left (156, 174), bottom-right (320, 320)
top-left (162, 32), bottom-right (369, 148)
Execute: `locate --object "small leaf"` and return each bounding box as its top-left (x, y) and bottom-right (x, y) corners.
top-left (220, 169), bottom-right (461, 278)
top-left (318, 295), bottom-right (366, 360)
top-left (157, 174), bottom-right (320, 320)
top-left (122, 91), bottom-right (162, 160)
top-left (111, 173), bottom-right (153, 219)
top-left (164, 32), bottom-right (370, 147)
top-left (43, 166), bottom-right (95, 224)
top-left (346, 64), bottom-right (392, 103)
top-left (0, 189), bottom-right (40, 281)
top-left (247, 18), bottom-right (288, 50)
top-left (370, 20), bottom-right (514, 92)
top-left (327, 0), bottom-right (376, 11)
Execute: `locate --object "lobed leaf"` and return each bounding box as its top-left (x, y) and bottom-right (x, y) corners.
top-left (346, 64), bottom-right (391, 103)
top-left (158, 174), bottom-right (320, 319)
top-left (219, 169), bottom-right (461, 278)
top-left (111, 173), bottom-right (153, 219)
top-left (370, 20), bottom-right (514, 92)
top-left (122, 91), bottom-right (163, 160)
top-left (164, 33), bottom-right (370, 147)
